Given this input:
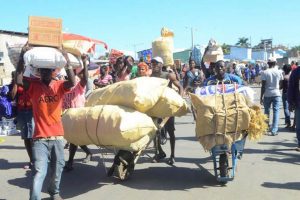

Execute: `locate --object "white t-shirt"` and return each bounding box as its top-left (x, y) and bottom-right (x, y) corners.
top-left (261, 67), bottom-right (283, 97)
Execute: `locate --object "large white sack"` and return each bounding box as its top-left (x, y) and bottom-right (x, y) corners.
top-left (24, 47), bottom-right (67, 69)
top-left (86, 77), bottom-right (169, 112)
top-left (62, 105), bottom-right (157, 151)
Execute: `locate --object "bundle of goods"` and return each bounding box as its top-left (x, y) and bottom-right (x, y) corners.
top-left (109, 49), bottom-right (124, 65)
top-left (86, 77), bottom-right (188, 118)
top-left (62, 33), bottom-right (108, 56)
top-left (6, 39), bottom-right (27, 68)
top-left (62, 105), bottom-right (157, 151)
top-left (195, 84), bottom-right (255, 105)
top-left (202, 39), bottom-right (224, 63)
top-left (152, 27), bottom-right (174, 66)
top-left (24, 47), bottom-right (67, 69)
top-left (190, 84), bottom-right (267, 151)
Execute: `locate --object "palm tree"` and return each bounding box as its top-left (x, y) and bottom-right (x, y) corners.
top-left (236, 37), bottom-right (250, 47)
top-left (221, 43), bottom-right (230, 54)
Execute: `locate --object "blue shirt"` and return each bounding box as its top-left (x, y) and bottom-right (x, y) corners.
top-left (203, 73), bottom-right (243, 86)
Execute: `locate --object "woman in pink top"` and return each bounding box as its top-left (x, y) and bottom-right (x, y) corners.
top-left (94, 65), bottom-right (113, 88)
top-left (63, 55), bottom-right (93, 171)
top-left (116, 56), bottom-right (134, 82)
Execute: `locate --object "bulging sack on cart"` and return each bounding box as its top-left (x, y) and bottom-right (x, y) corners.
top-left (146, 87), bottom-right (189, 118)
top-left (86, 77), bottom-right (169, 112)
top-left (190, 93), bottom-right (250, 137)
top-left (62, 105), bottom-right (157, 152)
top-left (195, 84), bottom-right (255, 105)
top-left (199, 133), bottom-right (245, 151)
top-left (23, 47), bottom-right (67, 69)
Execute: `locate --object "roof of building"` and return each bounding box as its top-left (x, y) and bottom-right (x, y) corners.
top-left (0, 30), bottom-right (28, 36)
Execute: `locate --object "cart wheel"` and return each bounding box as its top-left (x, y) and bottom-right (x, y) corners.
top-left (219, 153), bottom-right (229, 178)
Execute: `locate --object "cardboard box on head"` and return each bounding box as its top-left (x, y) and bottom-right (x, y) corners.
top-left (28, 16), bottom-right (62, 48)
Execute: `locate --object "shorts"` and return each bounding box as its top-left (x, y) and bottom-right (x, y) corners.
top-left (16, 110), bottom-right (34, 139)
top-left (158, 117), bottom-right (175, 132)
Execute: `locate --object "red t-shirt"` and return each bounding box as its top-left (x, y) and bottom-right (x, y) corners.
top-left (16, 86), bottom-right (32, 111)
top-left (27, 80), bottom-right (69, 138)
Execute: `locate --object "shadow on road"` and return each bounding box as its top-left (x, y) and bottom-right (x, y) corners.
top-left (261, 182), bottom-right (300, 190)
top-left (0, 159), bottom-right (28, 169)
top-left (7, 159), bottom-right (108, 200)
top-left (111, 165), bottom-right (222, 190)
top-left (244, 140), bottom-right (300, 165)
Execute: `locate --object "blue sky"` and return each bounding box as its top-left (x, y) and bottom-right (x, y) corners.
top-left (1, 0), bottom-right (299, 53)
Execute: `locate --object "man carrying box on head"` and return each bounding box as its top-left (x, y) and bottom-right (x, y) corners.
top-left (150, 56), bottom-right (183, 165)
top-left (16, 44), bottom-right (75, 200)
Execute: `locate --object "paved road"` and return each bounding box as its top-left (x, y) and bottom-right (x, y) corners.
top-left (0, 86), bottom-right (299, 200)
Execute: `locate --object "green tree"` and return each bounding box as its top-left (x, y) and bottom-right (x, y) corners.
top-left (236, 37), bottom-right (250, 47)
top-left (291, 45), bottom-right (300, 51)
top-left (221, 43), bottom-right (230, 54)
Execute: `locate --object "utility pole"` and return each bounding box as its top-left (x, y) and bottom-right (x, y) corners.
top-left (132, 43), bottom-right (143, 60)
top-left (185, 26), bottom-right (197, 50)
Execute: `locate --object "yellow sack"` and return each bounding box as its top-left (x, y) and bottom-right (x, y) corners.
top-left (190, 93), bottom-right (250, 137)
top-left (146, 87), bottom-right (189, 118)
top-left (85, 77), bottom-right (169, 112)
top-left (62, 105), bottom-right (157, 152)
top-left (199, 133), bottom-right (245, 151)
top-left (63, 40), bottom-right (94, 56)
top-left (152, 37), bottom-right (174, 66)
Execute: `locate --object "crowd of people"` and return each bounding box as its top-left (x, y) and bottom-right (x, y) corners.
top-left (0, 47), bottom-right (300, 200)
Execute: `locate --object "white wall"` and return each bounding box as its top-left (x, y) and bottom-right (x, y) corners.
top-left (0, 33), bottom-right (27, 85)
top-left (229, 46), bottom-right (251, 60)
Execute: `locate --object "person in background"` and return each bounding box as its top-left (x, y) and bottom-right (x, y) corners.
top-left (244, 64), bottom-right (250, 84)
top-left (183, 59), bottom-right (205, 93)
top-left (112, 57), bottom-right (124, 83)
top-left (288, 63), bottom-right (300, 152)
top-left (291, 61), bottom-right (297, 71)
top-left (232, 62), bottom-right (243, 79)
top-left (137, 62), bottom-right (149, 77)
top-left (260, 57), bottom-right (283, 136)
top-left (151, 56), bottom-right (183, 165)
top-left (250, 66), bottom-right (256, 84)
top-left (93, 65), bottom-right (113, 88)
top-left (9, 71), bottom-right (35, 170)
top-left (204, 60), bottom-right (244, 86)
top-left (16, 45), bottom-right (76, 200)
top-left (280, 64), bottom-right (292, 128)
top-left (116, 56), bottom-right (134, 81)
top-left (63, 55), bottom-right (93, 172)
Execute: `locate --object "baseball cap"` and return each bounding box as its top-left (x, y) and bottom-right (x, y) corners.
top-left (151, 56), bottom-right (164, 64)
top-left (268, 57), bottom-right (276, 63)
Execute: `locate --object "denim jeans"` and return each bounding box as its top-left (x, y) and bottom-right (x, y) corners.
top-left (295, 108), bottom-right (300, 146)
top-left (30, 139), bottom-right (65, 200)
top-left (264, 96), bottom-right (281, 133)
top-left (282, 93), bottom-right (291, 125)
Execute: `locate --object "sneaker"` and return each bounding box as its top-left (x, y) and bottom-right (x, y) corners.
top-left (152, 152), bottom-right (166, 163)
top-left (167, 157), bottom-right (175, 165)
top-left (285, 124), bottom-right (291, 128)
top-left (64, 143), bottom-right (69, 149)
top-left (23, 162), bottom-right (33, 170)
top-left (296, 147), bottom-right (300, 152)
top-left (271, 132), bottom-right (278, 136)
top-left (82, 154), bottom-right (92, 163)
top-left (63, 161), bottom-right (73, 172)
